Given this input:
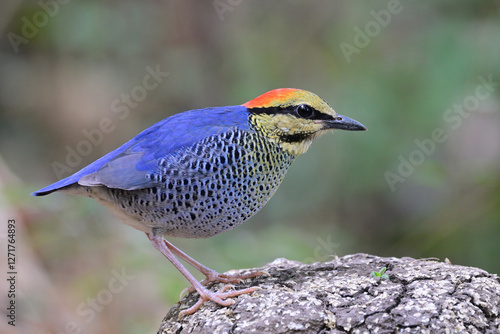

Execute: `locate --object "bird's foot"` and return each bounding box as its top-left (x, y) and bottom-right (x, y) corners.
top-left (179, 269), bottom-right (268, 299)
top-left (178, 284), bottom-right (260, 319)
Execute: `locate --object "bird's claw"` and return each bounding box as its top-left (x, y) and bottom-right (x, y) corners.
top-left (179, 269), bottom-right (267, 300)
top-left (178, 285), bottom-right (260, 319)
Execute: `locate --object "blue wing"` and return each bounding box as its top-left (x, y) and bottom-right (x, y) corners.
top-left (32, 106), bottom-right (250, 196)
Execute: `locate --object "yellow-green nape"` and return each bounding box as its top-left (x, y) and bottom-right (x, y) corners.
top-left (243, 88), bottom-right (336, 116)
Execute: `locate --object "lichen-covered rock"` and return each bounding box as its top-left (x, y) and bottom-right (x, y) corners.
top-left (158, 254), bottom-right (500, 334)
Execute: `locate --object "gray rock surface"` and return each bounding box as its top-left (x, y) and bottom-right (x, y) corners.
top-left (158, 253), bottom-right (500, 333)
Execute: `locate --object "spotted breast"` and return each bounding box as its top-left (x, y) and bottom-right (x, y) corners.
top-left (84, 128), bottom-right (295, 238)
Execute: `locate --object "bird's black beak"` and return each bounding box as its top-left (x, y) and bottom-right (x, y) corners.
top-left (326, 114), bottom-right (367, 131)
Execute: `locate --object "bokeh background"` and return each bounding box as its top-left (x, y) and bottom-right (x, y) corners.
top-left (1, 1), bottom-right (500, 333)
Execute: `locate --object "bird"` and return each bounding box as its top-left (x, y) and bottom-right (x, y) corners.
top-left (32, 88), bottom-right (366, 316)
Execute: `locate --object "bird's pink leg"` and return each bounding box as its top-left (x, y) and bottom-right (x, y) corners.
top-left (162, 239), bottom-right (266, 297)
top-left (147, 231), bottom-right (259, 317)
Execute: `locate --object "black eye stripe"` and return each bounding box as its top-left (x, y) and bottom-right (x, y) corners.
top-left (249, 106), bottom-right (335, 121)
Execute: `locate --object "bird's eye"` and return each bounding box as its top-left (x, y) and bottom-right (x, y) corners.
top-left (296, 104), bottom-right (314, 118)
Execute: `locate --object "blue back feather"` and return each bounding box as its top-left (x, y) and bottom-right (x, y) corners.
top-left (32, 106), bottom-right (251, 195)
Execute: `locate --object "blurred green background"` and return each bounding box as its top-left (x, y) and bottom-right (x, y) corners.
top-left (1, 1), bottom-right (499, 333)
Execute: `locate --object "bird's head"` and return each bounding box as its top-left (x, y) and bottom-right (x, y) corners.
top-left (243, 88), bottom-right (366, 156)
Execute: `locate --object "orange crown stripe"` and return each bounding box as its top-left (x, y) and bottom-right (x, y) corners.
top-left (242, 88), bottom-right (300, 109)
